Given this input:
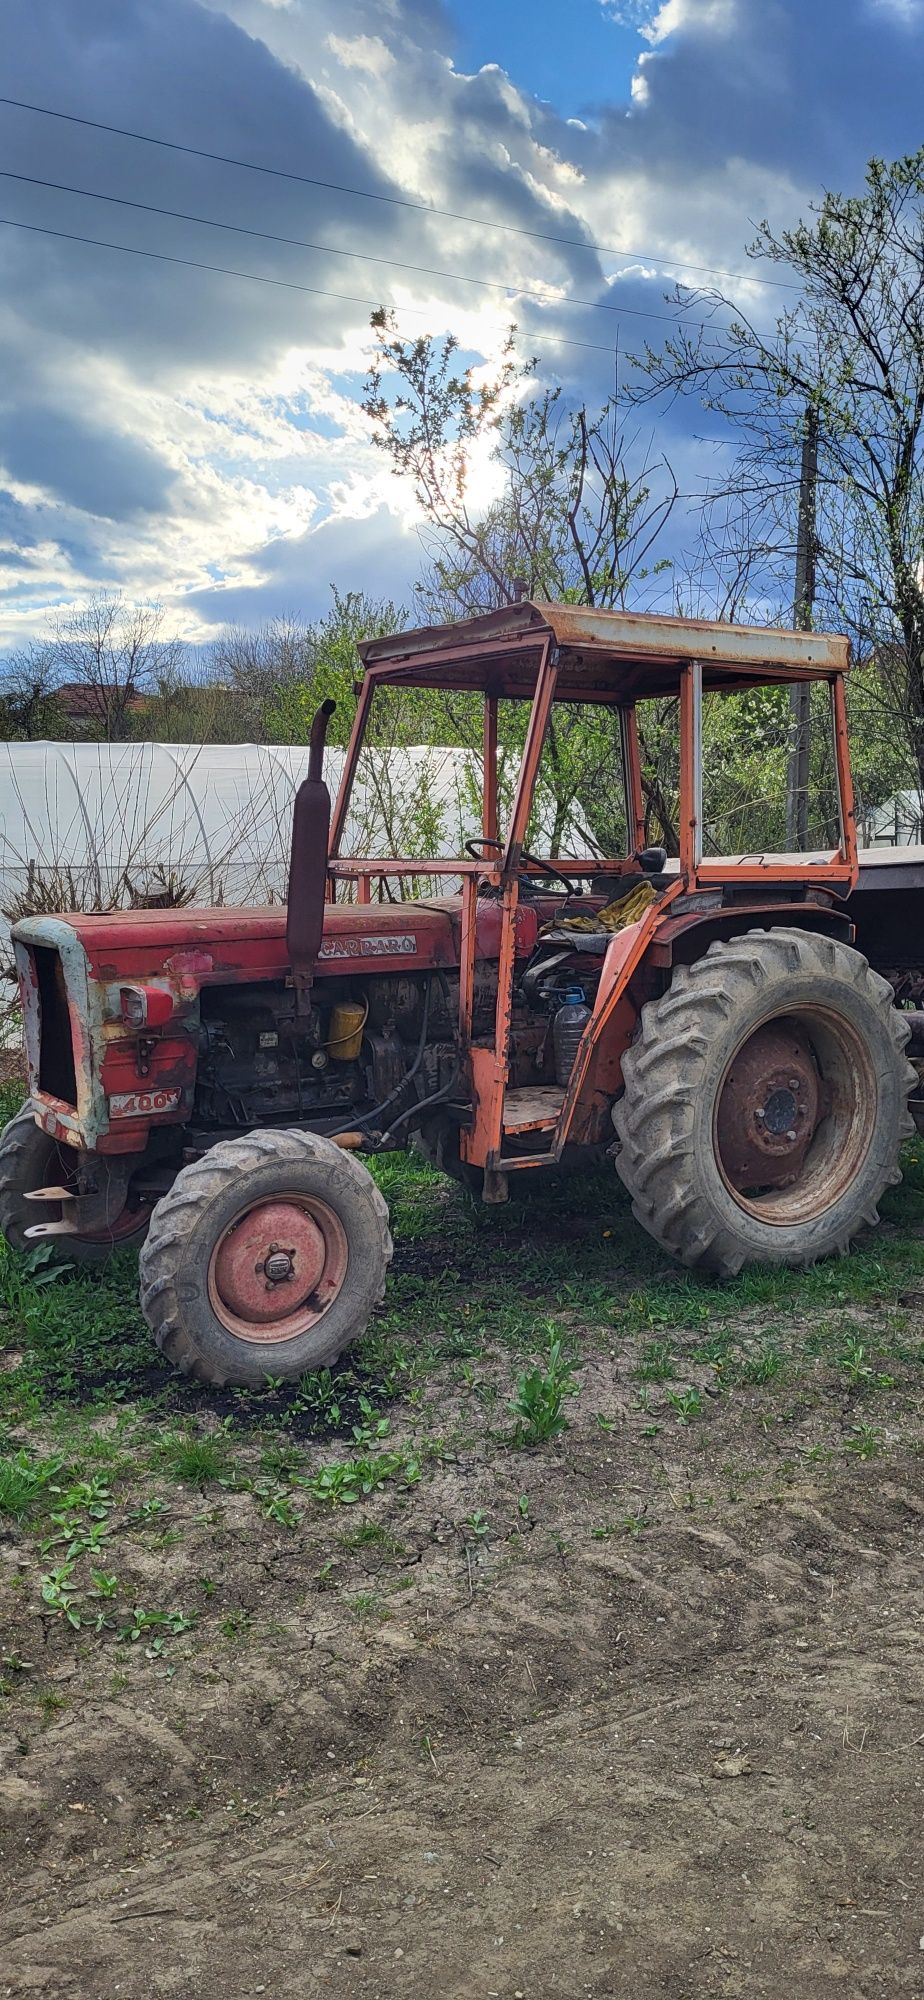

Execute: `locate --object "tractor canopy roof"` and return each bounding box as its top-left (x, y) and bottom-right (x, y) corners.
top-left (358, 601), bottom-right (850, 703)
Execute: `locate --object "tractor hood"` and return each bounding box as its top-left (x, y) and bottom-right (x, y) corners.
top-left (13, 895), bottom-right (541, 989)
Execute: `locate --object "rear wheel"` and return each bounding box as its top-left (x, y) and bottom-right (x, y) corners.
top-left (612, 927), bottom-right (916, 1276)
top-left (0, 1106), bottom-right (152, 1264)
top-left (139, 1128), bottom-right (392, 1386)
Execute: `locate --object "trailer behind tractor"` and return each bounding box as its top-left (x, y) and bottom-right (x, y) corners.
top-left (3, 601), bottom-right (923, 1386)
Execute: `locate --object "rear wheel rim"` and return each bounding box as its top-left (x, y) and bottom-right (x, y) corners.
top-left (207, 1192), bottom-right (349, 1343)
top-left (714, 1005), bottom-right (877, 1226)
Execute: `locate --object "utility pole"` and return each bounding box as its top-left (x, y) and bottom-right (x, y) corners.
top-left (786, 403), bottom-right (818, 849)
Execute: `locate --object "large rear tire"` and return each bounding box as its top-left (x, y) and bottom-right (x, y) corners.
top-left (139, 1128), bottom-right (392, 1387)
top-left (0, 1106), bottom-right (151, 1265)
top-left (612, 927), bottom-right (916, 1277)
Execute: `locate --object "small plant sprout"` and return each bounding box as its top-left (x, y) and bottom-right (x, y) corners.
top-left (117, 1608), bottom-right (197, 1644)
top-left (839, 1337), bottom-right (874, 1386)
top-left (742, 1342), bottom-right (784, 1385)
top-left (664, 1387), bottom-right (704, 1425)
top-left (90, 1570), bottom-right (120, 1599)
top-left (127, 1496), bottom-right (170, 1523)
top-left (508, 1332), bottom-right (578, 1447)
top-left (592, 1511), bottom-right (648, 1540)
top-left (637, 1340), bottom-right (676, 1383)
top-left (40, 1562), bottom-right (82, 1629)
top-left (251, 1480), bottom-right (299, 1528)
top-left (845, 1422), bottom-right (883, 1459)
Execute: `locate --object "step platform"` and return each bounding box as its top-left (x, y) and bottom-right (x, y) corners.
top-left (502, 1085), bottom-right (565, 1135)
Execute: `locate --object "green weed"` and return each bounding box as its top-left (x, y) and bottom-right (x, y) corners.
top-left (304, 1448), bottom-right (421, 1505)
top-left (591, 1511), bottom-right (648, 1539)
top-left (845, 1422), bottom-right (883, 1459)
top-left (117, 1607), bottom-right (196, 1644)
top-left (838, 1337), bottom-right (874, 1387)
top-left (740, 1342), bottom-right (785, 1385)
top-left (508, 1333), bottom-right (578, 1447)
top-left (664, 1387), bottom-right (705, 1425)
top-left (636, 1340), bottom-right (676, 1382)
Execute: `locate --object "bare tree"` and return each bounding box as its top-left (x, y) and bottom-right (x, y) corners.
top-left (0, 642), bottom-right (68, 739)
top-left (629, 148), bottom-right (924, 790)
top-left (363, 311), bottom-right (678, 849)
top-left (363, 310), bottom-right (677, 617)
top-left (207, 618), bottom-right (313, 713)
top-left (46, 594), bottom-right (182, 741)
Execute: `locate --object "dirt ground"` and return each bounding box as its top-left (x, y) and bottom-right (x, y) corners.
top-left (2, 1159), bottom-right (924, 1998)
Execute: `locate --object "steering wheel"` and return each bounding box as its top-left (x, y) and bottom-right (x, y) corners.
top-left (519, 848), bottom-right (578, 893)
top-left (464, 836), bottom-right (575, 894)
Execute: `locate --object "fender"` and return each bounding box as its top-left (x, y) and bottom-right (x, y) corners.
top-left (556, 893), bottom-right (855, 1151)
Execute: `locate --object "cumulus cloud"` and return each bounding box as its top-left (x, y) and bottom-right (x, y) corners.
top-left (1, 0), bottom-right (923, 644)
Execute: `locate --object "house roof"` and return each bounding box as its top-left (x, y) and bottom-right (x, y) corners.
top-left (55, 683), bottom-right (150, 722)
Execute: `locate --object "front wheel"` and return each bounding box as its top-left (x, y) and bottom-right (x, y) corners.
top-left (139, 1129), bottom-right (392, 1386)
top-left (612, 927), bottom-right (916, 1277)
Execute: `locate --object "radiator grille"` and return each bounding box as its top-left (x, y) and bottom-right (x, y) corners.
top-left (33, 946), bottom-right (78, 1108)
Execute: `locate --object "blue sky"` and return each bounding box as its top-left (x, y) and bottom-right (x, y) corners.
top-left (0, 0), bottom-right (923, 647)
top-left (455, 0), bottom-right (644, 113)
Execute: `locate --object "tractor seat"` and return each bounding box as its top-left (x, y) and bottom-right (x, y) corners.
top-left (538, 874), bottom-right (661, 949)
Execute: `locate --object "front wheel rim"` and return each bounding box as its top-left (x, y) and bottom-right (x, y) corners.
top-left (713, 1005), bottom-right (878, 1227)
top-left (208, 1193), bottom-right (349, 1343)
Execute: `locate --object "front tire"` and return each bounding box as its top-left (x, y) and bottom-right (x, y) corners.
top-left (612, 927), bottom-right (916, 1277)
top-left (139, 1128), bottom-right (392, 1387)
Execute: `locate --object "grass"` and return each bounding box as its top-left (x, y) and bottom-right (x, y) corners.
top-left (0, 1138), bottom-right (922, 1564)
top-left (0, 1447), bottom-right (65, 1522)
top-left (158, 1432), bottom-right (231, 1489)
top-left (0, 1133), bottom-right (922, 1727)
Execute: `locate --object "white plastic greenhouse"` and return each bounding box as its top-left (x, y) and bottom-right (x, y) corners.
top-left (0, 739), bottom-right (485, 955)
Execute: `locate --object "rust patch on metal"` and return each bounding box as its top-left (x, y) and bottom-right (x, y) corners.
top-left (207, 1193), bottom-right (348, 1344)
top-left (716, 1021), bottom-right (820, 1191)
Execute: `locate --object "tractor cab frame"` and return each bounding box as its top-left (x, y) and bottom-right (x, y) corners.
top-left (322, 601), bottom-right (856, 1189)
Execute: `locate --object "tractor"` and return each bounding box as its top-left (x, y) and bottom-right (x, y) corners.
top-left (2, 601), bottom-right (920, 1386)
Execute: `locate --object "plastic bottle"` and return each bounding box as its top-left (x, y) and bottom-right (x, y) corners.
top-left (553, 987), bottom-right (591, 1087)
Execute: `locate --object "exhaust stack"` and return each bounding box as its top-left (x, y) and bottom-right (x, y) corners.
top-left (286, 698), bottom-right (336, 1014)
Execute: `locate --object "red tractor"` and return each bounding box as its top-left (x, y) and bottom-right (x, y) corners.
top-left (2, 602), bottom-right (920, 1386)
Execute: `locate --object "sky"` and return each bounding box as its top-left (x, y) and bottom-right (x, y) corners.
top-left (0, 0), bottom-right (923, 649)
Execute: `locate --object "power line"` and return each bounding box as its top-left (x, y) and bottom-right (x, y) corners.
top-left (0, 92), bottom-right (800, 294)
top-left (0, 212), bottom-right (730, 346)
top-left (0, 166), bottom-right (732, 326)
top-left (0, 213), bottom-right (662, 358)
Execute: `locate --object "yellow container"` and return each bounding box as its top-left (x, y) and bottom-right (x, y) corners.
top-left (327, 1000), bottom-right (366, 1062)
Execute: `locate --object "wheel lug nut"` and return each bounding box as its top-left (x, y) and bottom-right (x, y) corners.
top-left (788, 1078), bottom-right (800, 1093)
